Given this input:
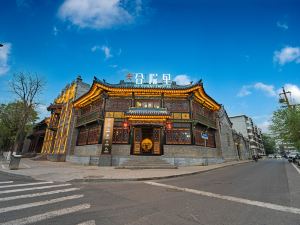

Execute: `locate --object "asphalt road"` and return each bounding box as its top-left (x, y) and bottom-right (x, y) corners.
top-left (0, 159), bottom-right (300, 225)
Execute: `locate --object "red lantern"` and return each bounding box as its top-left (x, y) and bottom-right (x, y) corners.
top-left (123, 121), bottom-right (129, 129)
top-left (166, 121), bottom-right (172, 130)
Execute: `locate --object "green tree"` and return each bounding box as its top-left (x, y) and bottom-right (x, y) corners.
top-left (0, 102), bottom-right (38, 153)
top-left (10, 72), bottom-right (45, 153)
top-left (261, 134), bottom-right (276, 155)
top-left (270, 106), bottom-right (300, 150)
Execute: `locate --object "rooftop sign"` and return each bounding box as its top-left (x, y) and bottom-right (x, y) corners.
top-left (127, 73), bottom-right (171, 85)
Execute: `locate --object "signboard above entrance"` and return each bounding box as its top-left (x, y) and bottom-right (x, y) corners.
top-left (127, 73), bottom-right (172, 85)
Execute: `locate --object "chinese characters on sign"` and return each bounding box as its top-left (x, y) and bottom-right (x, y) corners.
top-left (101, 118), bottom-right (114, 154)
top-left (131, 73), bottom-right (171, 85)
top-left (149, 73), bottom-right (158, 84)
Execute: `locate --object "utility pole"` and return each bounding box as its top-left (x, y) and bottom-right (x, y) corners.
top-left (279, 87), bottom-right (292, 108)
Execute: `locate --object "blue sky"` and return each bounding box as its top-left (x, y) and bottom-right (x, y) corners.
top-left (1, 0), bottom-right (300, 132)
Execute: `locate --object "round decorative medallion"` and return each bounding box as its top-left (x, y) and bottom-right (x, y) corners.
top-left (141, 138), bottom-right (153, 152)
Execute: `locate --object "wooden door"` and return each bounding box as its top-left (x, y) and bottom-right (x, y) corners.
top-left (133, 128), bottom-right (142, 154)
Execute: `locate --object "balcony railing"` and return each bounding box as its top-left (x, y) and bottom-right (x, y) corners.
top-left (76, 110), bottom-right (102, 127)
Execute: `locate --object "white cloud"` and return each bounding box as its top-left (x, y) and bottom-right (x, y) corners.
top-left (58, 0), bottom-right (142, 29)
top-left (91, 45), bottom-right (101, 52)
top-left (174, 74), bottom-right (191, 85)
top-left (257, 120), bottom-right (271, 133)
top-left (254, 82), bottom-right (276, 96)
top-left (91, 45), bottom-right (113, 59)
top-left (276, 21), bottom-right (288, 30)
top-left (53, 26), bottom-right (59, 36)
top-left (279, 84), bottom-right (300, 104)
top-left (101, 45), bottom-right (112, 59)
top-left (273, 46), bottom-right (300, 65)
top-left (0, 43), bottom-right (12, 76)
top-left (238, 82), bottom-right (276, 97)
top-left (36, 104), bottom-right (50, 119)
top-left (253, 114), bottom-right (272, 133)
top-left (237, 85), bottom-right (252, 97)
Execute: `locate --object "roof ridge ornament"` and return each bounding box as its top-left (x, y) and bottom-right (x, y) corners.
top-left (197, 79), bottom-right (203, 85)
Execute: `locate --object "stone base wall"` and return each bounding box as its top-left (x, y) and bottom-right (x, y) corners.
top-left (163, 145), bottom-right (221, 158)
top-left (163, 157), bottom-right (224, 166)
top-left (47, 154), bottom-right (66, 162)
top-left (112, 145), bottom-right (131, 156)
top-left (74, 144), bottom-right (102, 156)
top-left (73, 144), bottom-right (131, 157)
top-left (66, 155), bottom-right (90, 165)
top-left (67, 144), bottom-right (130, 165)
top-left (67, 144), bottom-right (225, 166)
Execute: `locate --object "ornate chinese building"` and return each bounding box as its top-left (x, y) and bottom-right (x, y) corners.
top-left (41, 76), bottom-right (90, 161)
top-left (66, 76), bottom-right (223, 166)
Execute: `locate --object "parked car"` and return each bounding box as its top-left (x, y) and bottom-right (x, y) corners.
top-left (275, 155), bottom-right (282, 159)
top-left (288, 153), bottom-right (299, 163)
top-left (294, 155), bottom-right (300, 166)
top-left (268, 154), bottom-right (274, 158)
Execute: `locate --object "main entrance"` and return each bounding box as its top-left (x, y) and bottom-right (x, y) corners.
top-left (132, 126), bottom-right (162, 155)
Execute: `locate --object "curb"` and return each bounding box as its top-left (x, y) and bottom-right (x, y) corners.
top-left (70, 160), bottom-right (252, 183)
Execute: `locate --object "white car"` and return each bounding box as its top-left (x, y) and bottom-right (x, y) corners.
top-left (288, 153), bottom-right (299, 162)
top-left (275, 155), bottom-right (282, 159)
top-left (268, 154), bottom-right (274, 158)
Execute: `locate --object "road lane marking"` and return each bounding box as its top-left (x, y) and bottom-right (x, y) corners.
top-left (0, 194), bottom-right (84, 213)
top-left (77, 220), bottom-right (96, 225)
top-left (0, 183), bottom-right (71, 194)
top-left (0, 187), bottom-right (79, 202)
top-left (0, 181), bottom-right (53, 189)
top-left (291, 163), bottom-right (300, 175)
top-left (0, 181), bottom-right (13, 184)
top-left (0, 204), bottom-right (91, 225)
top-left (145, 181), bottom-right (300, 215)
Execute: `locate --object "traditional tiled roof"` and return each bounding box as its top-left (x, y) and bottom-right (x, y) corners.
top-left (125, 107), bottom-right (171, 117)
top-left (47, 103), bottom-right (63, 111)
top-left (94, 76), bottom-right (202, 90)
top-left (73, 76), bottom-right (221, 111)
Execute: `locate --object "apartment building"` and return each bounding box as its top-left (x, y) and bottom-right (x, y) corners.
top-left (229, 115), bottom-right (265, 156)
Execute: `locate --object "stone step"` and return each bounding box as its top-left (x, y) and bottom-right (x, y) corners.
top-left (122, 162), bottom-right (172, 165)
top-left (117, 165), bottom-right (177, 169)
top-left (117, 156), bottom-right (177, 169)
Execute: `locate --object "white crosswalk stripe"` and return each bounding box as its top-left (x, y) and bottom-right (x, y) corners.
top-left (0, 181), bottom-right (13, 184)
top-left (0, 181), bottom-right (53, 189)
top-left (0, 187), bottom-right (79, 202)
top-left (0, 194), bottom-right (84, 213)
top-left (0, 179), bottom-right (94, 225)
top-left (0, 204), bottom-right (91, 225)
top-left (0, 183), bottom-right (71, 194)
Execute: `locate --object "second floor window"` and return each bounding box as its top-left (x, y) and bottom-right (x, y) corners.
top-left (135, 100), bottom-right (160, 108)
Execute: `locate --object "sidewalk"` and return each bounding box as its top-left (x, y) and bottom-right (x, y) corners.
top-left (0, 158), bottom-right (251, 182)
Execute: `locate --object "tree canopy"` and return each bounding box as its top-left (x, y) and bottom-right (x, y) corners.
top-left (261, 134), bottom-right (276, 155)
top-left (9, 72), bottom-right (45, 153)
top-left (0, 101), bottom-right (38, 152)
top-left (270, 106), bottom-right (300, 150)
